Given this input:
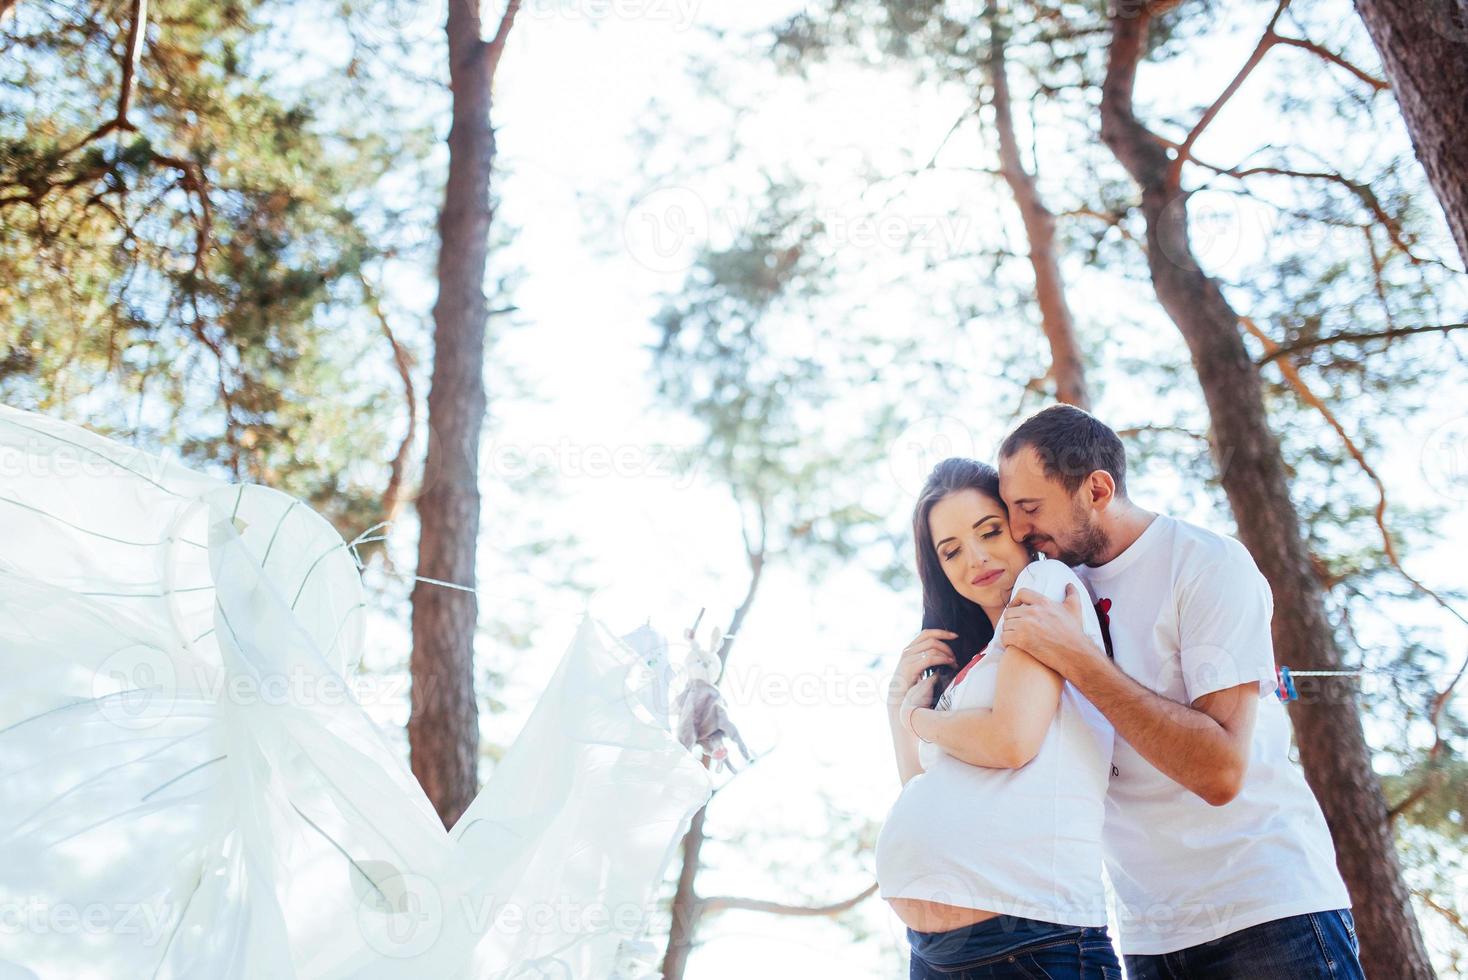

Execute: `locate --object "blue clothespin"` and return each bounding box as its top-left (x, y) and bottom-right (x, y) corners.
top-left (1274, 666), bottom-right (1298, 702)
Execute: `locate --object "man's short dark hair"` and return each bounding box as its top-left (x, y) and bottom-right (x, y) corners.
top-left (999, 404), bottom-right (1127, 498)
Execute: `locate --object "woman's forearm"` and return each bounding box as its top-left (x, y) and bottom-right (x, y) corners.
top-left (888, 709), bottom-right (926, 786)
top-left (910, 706), bottom-right (1031, 769)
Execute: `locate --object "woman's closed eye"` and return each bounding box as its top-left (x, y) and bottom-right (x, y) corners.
top-left (942, 529), bottom-right (1002, 561)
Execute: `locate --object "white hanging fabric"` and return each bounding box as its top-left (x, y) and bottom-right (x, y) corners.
top-left (0, 404), bottom-right (712, 979)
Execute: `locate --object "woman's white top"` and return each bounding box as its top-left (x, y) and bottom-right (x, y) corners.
top-left (875, 557), bottom-right (1115, 926)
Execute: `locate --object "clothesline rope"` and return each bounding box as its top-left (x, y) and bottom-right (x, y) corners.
top-left (1272, 663), bottom-right (1451, 702)
top-left (6, 433), bottom-right (1444, 690)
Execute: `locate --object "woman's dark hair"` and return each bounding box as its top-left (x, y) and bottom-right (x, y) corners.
top-left (912, 457), bottom-right (1028, 671)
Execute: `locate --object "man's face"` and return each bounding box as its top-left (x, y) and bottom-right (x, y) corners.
top-left (998, 445), bottom-right (1109, 567)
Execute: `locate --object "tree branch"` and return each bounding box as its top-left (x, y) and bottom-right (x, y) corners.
top-left (360, 273), bottom-right (419, 531)
top-left (1171, 0), bottom-right (1290, 183)
top-left (1258, 323), bottom-right (1468, 363)
top-left (1242, 315), bottom-right (1466, 628)
top-left (698, 881), bottom-right (877, 918)
top-left (60, 0), bottom-right (150, 156)
top-left (116, 0), bottom-right (148, 127)
top-left (151, 151), bottom-right (211, 278)
top-left (1272, 36), bottom-right (1388, 92)
top-left (1060, 206), bottom-right (1144, 249)
top-left (484, 0), bottom-right (521, 79)
top-left (1414, 890), bottom-right (1468, 939)
top-left (1114, 424), bottom-right (1210, 443)
top-left (1185, 156), bottom-right (1444, 267)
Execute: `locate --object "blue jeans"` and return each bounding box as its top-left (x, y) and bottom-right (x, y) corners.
top-left (1123, 909), bottom-right (1363, 980)
top-left (907, 915), bottom-right (1122, 979)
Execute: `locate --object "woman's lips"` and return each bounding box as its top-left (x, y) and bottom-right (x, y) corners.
top-left (971, 568), bottom-right (1003, 587)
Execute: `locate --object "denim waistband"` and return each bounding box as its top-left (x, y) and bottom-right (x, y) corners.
top-left (907, 914), bottom-right (1090, 967)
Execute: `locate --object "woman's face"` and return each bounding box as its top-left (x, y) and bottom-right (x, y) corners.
top-left (927, 487), bottom-right (1031, 611)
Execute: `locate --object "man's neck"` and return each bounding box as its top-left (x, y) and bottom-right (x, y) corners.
top-left (1091, 503), bottom-right (1157, 567)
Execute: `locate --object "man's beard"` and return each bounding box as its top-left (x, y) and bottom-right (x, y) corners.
top-left (1028, 506), bottom-right (1109, 567)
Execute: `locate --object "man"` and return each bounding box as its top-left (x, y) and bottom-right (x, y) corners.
top-left (995, 404), bottom-right (1362, 980)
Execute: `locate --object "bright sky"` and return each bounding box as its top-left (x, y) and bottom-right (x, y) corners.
top-left (274, 0), bottom-right (1468, 975)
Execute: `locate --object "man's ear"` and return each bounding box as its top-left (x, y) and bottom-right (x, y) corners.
top-left (1087, 470), bottom-right (1116, 509)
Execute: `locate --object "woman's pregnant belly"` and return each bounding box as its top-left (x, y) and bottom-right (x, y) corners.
top-left (874, 729), bottom-right (1110, 932)
top-left (875, 765), bottom-right (1037, 925)
top-left (886, 896), bottom-right (1002, 933)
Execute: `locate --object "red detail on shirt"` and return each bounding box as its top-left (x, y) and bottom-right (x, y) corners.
top-left (1095, 598), bottom-right (1115, 659)
top-left (950, 644), bottom-right (989, 688)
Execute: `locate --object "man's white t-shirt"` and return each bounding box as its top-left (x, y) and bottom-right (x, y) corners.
top-left (1073, 513), bottom-right (1351, 955)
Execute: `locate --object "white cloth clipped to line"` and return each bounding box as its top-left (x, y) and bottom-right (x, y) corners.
top-left (0, 404), bottom-right (713, 979)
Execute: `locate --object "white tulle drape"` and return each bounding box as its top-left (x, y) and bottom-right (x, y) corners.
top-left (0, 405), bottom-right (712, 979)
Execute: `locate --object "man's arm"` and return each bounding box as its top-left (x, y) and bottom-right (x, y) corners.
top-left (1067, 650), bottom-right (1256, 805)
top-left (1002, 584), bottom-right (1257, 805)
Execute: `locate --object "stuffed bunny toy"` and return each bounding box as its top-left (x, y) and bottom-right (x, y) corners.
top-left (673, 623), bottom-right (752, 772)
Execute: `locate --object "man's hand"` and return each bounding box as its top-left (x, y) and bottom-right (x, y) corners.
top-left (1001, 583), bottom-right (1102, 678)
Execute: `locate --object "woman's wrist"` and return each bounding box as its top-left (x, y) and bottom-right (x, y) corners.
top-left (902, 702), bottom-right (935, 743)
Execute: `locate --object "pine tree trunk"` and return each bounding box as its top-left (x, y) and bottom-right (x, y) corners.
top-left (1098, 9), bottom-right (1434, 978)
top-left (408, 0), bottom-right (500, 829)
top-left (986, 7), bottom-right (1090, 410)
top-left (1353, 0), bottom-right (1468, 266)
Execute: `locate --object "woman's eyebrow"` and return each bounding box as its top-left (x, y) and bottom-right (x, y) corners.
top-left (935, 514), bottom-right (1001, 546)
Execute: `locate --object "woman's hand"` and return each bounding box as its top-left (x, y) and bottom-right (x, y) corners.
top-left (888, 628), bottom-right (958, 717)
top-left (898, 672), bottom-right (940, 737)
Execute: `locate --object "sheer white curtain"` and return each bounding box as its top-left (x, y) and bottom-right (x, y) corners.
top-left (0, 405), bottom-right (711, 979)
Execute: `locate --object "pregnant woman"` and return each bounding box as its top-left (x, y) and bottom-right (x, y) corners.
top-left (876, 457), bottom-right (1121, 979)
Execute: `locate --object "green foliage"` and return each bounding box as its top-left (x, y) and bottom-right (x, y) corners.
top-left (0, 0), bottom-right (419, 537)
top-left (650, 178), bottom-right (914, 580)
